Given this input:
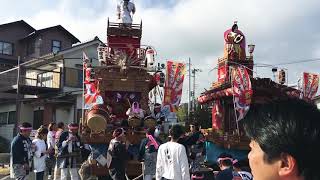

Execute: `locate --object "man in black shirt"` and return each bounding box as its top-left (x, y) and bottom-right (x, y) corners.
top-left (10, 122), bottom-right (33, 180)
top-left (107, 128), bottom-right (129, 180)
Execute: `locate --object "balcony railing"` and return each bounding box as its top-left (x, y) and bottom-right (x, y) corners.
top-left (0, 69), bottom-right (61, 89)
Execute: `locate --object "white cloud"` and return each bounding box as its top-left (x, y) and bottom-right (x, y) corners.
top-left (1, 0), bottom-right (320, 102)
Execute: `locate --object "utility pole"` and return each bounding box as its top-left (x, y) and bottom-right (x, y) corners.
top-left (15, 56), bottom-right (21, 134)
top-left (188, 58), bottom-right (191, 122)
top-left (192, 68), bottom-right (201, 112)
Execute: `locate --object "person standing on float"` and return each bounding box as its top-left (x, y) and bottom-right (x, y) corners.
top-left (117, 0), bottom-right (136, 25)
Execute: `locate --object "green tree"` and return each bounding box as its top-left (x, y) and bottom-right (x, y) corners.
top-left (176, 103), bottom-right (188, 122)
top-left (192, 103), bottom-right (212, 129)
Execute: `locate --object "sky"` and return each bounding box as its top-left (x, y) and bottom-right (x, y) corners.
top-left (1, 0), bottom-right (320, 102)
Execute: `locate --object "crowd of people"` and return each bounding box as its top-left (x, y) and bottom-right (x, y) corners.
top-left (9, 98), bottom-right (320, 180)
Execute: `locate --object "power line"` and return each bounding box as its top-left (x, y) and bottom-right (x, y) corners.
top-left (255, 58), bottom-right (320, 67)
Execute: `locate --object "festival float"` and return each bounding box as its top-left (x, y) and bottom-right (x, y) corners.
top-left (198, 22), bottom-right (319, 162)
top-left (79, 18), bottom-right (164, 179)
top-left (78, 2), bottom-right (187, 178)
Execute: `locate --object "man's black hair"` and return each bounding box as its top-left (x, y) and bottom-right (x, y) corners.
top-left (21, 122), bottom-right (32, 128)
top-left (190, 121), bottom-right (200, 131)
top-left (69, 123), bottom-right (79, 127)
top-left (243, 99), bottom-right (320, 180)
top-left (217, 152), bottom-right (233, 167)
top-left (169, 124), bottom-right (184, 140)
top-left (57, 122), bottom-right (64, 129)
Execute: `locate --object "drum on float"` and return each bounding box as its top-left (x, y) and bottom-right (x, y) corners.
top-left (128, 116), bottom-right (141, 128)
top-left (87, 105), bottom-right (109, 133)
top-left (144, 116), bottom-right (157, 128)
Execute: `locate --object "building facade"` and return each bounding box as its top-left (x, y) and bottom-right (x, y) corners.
top-left (0, 20), bottom-right (101, 141)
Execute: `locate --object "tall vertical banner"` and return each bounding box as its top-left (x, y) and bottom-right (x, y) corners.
top-left (303, 72), bottom-right (319, 100)
top-left (163, 61), bottom-right (186, 112)
top-left (232, 66), bottom-right (252, 122)
top-left (212, 100), bottom-right (223, 130)
top-left (83, 52), bottom-right (103, 110)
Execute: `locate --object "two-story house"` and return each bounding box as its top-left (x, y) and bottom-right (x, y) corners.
top-left (0, 20), bottom-right (104, 141)
top-left (0, 20), bottom-right (79, 69)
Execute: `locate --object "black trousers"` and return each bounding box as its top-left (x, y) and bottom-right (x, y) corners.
top-left (35, 171), bottom-right (44, 180)
top-left (109, 168), bottom-right (126, 180)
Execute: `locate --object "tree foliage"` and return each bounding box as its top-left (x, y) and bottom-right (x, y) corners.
top-left (176, 103), bottom-right (212, 129)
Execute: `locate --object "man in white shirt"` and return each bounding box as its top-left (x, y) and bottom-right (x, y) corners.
top-left (156, 125), bottom-right (190, 180)
top-left (117, 0), bottom-right (136, 24)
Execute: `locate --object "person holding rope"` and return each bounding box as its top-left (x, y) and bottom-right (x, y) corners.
top-left (56, 123), bottom-right (82, 180)
top-left (10, 122), bottom-right (34, 180)
top-left (107, 128), bottom-right (129, 180)
top-left (139, 128), bottom-right (162, 180)
top-left (33, 126), bottom-right (50, 180)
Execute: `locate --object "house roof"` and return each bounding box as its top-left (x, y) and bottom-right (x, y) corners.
top-left (20, 25), bottom-right (80, 44)
top-left (0, 20), bottom-right (35, 32)
top-left (23, 37), bottom-right (102, 68)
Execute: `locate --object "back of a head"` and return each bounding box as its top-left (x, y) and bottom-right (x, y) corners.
top-left (217, 152), bottom-right (233, 167)
top-left (37, 126), bottom-right (48, 135)
top-left (169, 124), bottom-right (184, 140)
top-left (48, 122), bottom-right (56, 131)
top-left (57, 122), bottom-right (64, 129)
top-left (243, 98), bottom-right (320, 180)
top-left (190, 121), bottom-right (200, 131)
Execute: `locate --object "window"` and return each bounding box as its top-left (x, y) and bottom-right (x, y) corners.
top-left (52, 40), bottom-right (61, 53)
top-left (33, 110), bottom-right (44, 129)
top-left (27, 40), bottom-right (35, 55)
top-left (0, 111), bottom-right (17, 125)
top-left (0, 41), bottom-right (13, 55)
top-left (0, 112), bottom-right (8, 125)
top-left (8, 111), bottom-right (16, 124)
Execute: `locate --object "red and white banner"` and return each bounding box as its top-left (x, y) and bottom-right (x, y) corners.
top-left (212, 100), bottom-right (223, 130)
top-left (303, 72), bottom-right (319, 100)
top-left (232, 66), bottom-right (252, 121)
top-left (83, 52), bottom-right (103, 109)
top-left (163, 61), bottom-right (186, 112)
top-left (218, 65), bottom-right (227, 83)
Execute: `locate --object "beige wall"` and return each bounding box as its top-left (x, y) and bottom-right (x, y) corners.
top-left (0, 104), bottom-right (16, 113)
top-left (56, 106), bottom-right (75, 125)
top-left (20, 103), bottom-right (34, 124)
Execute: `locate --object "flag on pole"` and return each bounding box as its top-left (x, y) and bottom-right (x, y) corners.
top-left (302, 72), bottom-right (319, 100)
top-left (232, 66), bottom-right (252, 121)
top-left (163, 61), bottom-right (186, 112)
top-left (83, 52), bottom-right (103, 110)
